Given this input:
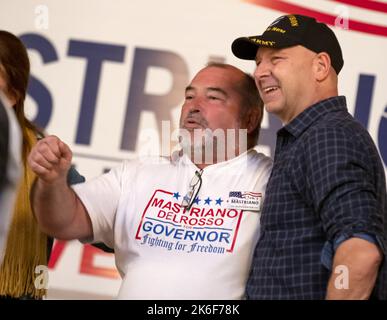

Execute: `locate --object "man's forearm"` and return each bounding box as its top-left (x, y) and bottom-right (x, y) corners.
top-left (32, 177), bottom-right (79, 238)
top-left (326, 237), bottom-right (382, 299)
top-left (28, 136), bottom-right (93, 240)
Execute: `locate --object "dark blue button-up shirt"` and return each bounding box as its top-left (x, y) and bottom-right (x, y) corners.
top-left (246, 96), bottom-right (387, 299)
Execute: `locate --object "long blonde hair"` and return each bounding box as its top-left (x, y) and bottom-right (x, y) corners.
top-left (0, 30), bottom-right (47, 299)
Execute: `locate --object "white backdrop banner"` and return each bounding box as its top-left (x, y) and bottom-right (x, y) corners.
top-left (1, 0), bottom-right (386, 299)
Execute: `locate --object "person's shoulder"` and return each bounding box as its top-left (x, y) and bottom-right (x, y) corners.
top-left (310, 109), bottom-right (369, 138)
top-left (302, 125), bottom-right (354, 160)
top-left (304, 114), bottom-right (360, 146)
top-left (251, 146), bottom-right (272, 160)
top-left (306, 113), bottom-right (376, 153)
top-left (250, 147), bottom-right (273, 170)
top-left (257, 153), bottom-right (273, 169)
top-left (301, 119), bottom-right (379, 168)
top-left (120, 155), bottom-right (172, 172)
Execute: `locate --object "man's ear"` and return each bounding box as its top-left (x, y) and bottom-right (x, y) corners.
top-left (245, 107), bottom-right (261, 134)
top-left (314, 52), bottom-right (331, 81)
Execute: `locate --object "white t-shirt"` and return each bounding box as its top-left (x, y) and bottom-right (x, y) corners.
top-left (73, 147), bottom-right (272, 299)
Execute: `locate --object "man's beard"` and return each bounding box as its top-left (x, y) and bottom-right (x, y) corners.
top-left (178, 128), bottom-right (214, 164)
top-left (178, 127), bottom-right (247, 165)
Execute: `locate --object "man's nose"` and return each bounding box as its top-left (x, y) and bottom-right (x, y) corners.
top-left (187, 96), bottom-right (204, 114)
top-left (254, 60), bottom-right (271, 80)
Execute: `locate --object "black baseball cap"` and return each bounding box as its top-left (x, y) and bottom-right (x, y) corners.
top-left (232, 14), bottom-right (344, 74)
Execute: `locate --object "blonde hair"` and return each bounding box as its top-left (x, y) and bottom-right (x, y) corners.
top-left (0, 30), bottom-right (47, 299)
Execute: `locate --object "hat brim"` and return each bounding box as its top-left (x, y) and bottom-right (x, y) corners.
top-left (231, 35), bottom-right (300, 60)
top-left (231, 37), bottom-right (259, 60)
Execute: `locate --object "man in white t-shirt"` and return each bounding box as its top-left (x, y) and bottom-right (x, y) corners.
top-left (28, 63), bottom-right (273, 299)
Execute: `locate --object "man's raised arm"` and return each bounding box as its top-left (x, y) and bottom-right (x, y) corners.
top-left (28, 135), bottom-right (92, 240)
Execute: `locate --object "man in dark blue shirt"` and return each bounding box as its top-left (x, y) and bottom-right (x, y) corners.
top-left (232, 14), bottom-right (386, 299)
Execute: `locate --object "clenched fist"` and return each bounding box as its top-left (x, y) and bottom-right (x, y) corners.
top-left (28, 135), bottom-right (72, 184)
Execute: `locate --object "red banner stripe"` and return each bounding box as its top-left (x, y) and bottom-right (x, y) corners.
top-left (331, 0), bottom-right (387, 14)
top-left (244, 0), bottom-right (387, 37)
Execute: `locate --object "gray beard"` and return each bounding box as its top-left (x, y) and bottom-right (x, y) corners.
top-left (178, 128), bottom-right (215, 164)
top-left (178, 128), bottom-right (246, 165)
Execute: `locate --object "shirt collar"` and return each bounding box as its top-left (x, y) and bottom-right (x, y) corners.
top-left (172, 145), bottom-right (260, 171)
top-left (279, 96), bottom-right (347, 138)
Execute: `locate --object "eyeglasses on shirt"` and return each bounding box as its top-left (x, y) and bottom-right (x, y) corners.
top-left (181, 169), bottom-right (203, 211)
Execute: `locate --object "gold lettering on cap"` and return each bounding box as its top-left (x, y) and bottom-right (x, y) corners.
top-left (288, 15), bottom-right (298, 27)
top-left (250, 38), bottom-right (276, 46)
top-left (267, 27), bottom-right (286, 33)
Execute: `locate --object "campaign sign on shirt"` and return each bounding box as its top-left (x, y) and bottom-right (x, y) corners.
top-left (227, 191), bottom-right (262, 211)
top-left (135, 189), bottom-right (243, 253)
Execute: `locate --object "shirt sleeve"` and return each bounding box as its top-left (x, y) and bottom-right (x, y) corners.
top-left (301, 126), bottom-right (386, 257)
top-left (67, 165), bottom-right (85, 185)
top-left (320, 233), bottom-right (382, 270)
top-left (72, 163), bottom-right (125, 248)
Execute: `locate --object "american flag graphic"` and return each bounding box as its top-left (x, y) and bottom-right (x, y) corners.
top-left (229, 191), bottom-right (262, 199)
top-left (229, 191), bottom-right (243, 198)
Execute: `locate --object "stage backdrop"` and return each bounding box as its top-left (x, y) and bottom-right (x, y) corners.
top-left (1, 0), bottom-right (386, 299)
